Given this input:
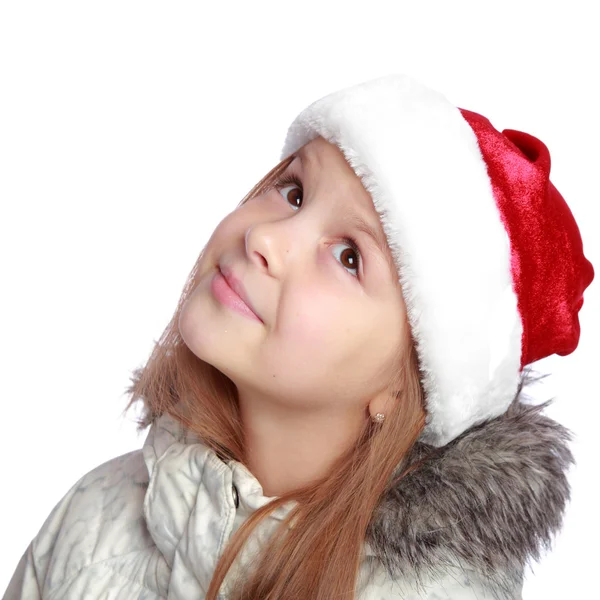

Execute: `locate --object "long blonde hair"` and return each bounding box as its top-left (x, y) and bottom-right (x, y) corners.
top-left (123, 151), bottom-right (428, 599)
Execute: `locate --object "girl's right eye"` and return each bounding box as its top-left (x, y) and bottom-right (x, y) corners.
top-left (273, 173), bottom-right (303, 209)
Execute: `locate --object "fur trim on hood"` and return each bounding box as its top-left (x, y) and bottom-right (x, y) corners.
top-left (366, 369), bottom-right (574, 598)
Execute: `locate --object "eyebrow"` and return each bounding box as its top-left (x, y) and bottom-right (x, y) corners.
top-left (295, 148), bottom-right (395, 273)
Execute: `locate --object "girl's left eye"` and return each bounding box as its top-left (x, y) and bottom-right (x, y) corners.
top-left (271, 172), bottom-right (362, 278)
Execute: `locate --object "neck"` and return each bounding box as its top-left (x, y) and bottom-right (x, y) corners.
top-left (238, 393), bottom-right (365, 497)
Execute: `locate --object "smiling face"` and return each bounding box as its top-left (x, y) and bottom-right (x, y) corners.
top-left (179, 136), bottom-right (408, 422)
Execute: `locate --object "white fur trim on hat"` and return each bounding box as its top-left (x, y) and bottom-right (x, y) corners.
top-left (279, 74), bottom-right (523, 447)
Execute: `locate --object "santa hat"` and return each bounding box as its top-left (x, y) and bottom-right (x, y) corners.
top-left (279, 73), bottom-right (595, 447)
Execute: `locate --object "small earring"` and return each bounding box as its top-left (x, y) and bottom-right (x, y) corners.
top-left (372, 413), bottom-right (385, 424)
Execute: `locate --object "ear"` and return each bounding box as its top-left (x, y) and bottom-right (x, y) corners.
top-left (368, 387), bottom-right (401, 420)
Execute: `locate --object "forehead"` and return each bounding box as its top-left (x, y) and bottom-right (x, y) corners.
top-left (296, 138), bottom-right (355, 180)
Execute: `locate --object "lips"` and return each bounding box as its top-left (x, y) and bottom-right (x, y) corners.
top-left (219, 264), bottom-right (262, 322)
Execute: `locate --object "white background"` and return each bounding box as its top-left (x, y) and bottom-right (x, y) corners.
top-left (1, 1), bottom-right (598, 597)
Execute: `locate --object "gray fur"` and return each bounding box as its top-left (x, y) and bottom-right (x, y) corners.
top-left (366, 368), bottom-right (574, 598)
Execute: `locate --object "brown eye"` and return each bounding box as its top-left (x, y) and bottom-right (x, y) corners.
top-left (339, 247), bottom-right (358, 271)
top-left (273, 172), bottom-right (304, 208)
top-left (332, 242), bottom-right (361, 278)
top-left (279, 184), bottom-right (303, 209)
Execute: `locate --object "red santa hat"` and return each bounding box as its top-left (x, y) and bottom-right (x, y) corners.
top-left (279, 73), bottom-right (595, 447)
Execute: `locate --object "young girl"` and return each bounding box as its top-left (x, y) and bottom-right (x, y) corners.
top-left (4, 73), bottom-right (594, 600)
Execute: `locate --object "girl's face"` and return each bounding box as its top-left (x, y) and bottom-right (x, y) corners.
top-left (179, 136), bottom-right (408, 421)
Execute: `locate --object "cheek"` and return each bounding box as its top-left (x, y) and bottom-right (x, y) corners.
top-left (207, 214), bottom-right (240, 251)
top-left (264, 287), bottom-right (383, 404)
top-left (274, 287), bottom-right (359, 359)
top-left (204, 204), bottom-right (253, 252)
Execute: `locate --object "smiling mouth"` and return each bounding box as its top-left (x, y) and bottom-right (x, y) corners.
top-left (212, 266), bottom-right (263, 323)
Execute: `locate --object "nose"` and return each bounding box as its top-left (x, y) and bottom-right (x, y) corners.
top-left (245, 216), bottom-right (313, 278)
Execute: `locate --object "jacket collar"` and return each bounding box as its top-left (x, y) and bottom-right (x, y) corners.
top-left (141, 377), bottom-right (573, 591)
top-left (141, 407), bottom-right (297, 591)
top-left (367, 380), bottom-right (574, 592)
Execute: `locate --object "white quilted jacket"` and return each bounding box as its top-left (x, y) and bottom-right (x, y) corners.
top-left (4, 404), bottom-right (553, 599)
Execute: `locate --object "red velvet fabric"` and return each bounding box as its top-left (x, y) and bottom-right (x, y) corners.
top-left (459, 108), bottom-right (594, 369)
